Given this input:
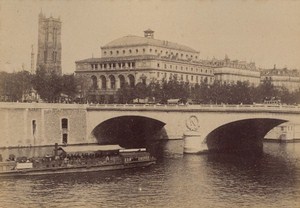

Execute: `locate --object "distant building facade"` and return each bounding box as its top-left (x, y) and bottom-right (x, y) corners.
top-left (260, 66), bottom-right (300, 92)
top-left (264, 123), bottom-right (300, 142)
top-left (212, 55), bottom-right (260, 86)
top-left (36, 12), bottom-right (62, 75)
top-left (75, 30), bottom-right (215, 102)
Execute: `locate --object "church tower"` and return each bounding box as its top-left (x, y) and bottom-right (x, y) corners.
top-left (36, 11), bottom-right (62, 75)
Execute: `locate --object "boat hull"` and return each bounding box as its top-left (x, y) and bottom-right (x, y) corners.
top-left (0, 160), bottom-right (155, 177)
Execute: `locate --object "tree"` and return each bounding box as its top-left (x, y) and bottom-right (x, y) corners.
top-left (134, 82), bottom-right (148, 100)
top-left (0, 71), bottom-right (33, 102)
top-left (61, 74), bottom-right (79, 100)
top-left (32, 68), bottom-right (62, 102)
top-left (257, 79), bottom-right (278, 102)
top-left (198, 81), bottom-right (210, 104)
top-left (116, 82), bottom-right (134, 104)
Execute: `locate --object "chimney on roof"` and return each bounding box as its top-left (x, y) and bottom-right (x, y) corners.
top-left (144, 29), bottom-right (154, 39)
top-left (274, 64), bottom-right (276, 69)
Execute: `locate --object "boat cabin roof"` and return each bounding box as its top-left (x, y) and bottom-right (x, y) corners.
top-left (58, 145), bottom-right (123, 154)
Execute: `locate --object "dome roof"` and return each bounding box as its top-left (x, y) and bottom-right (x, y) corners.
top-left (102, 35), bottom-right (198, 53)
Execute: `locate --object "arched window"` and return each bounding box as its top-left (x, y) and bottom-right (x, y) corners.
top-left (140, 74), bottom-right (147, 85)
top-left (91, 75), bottom-right (98, 90)
top-left (109, 75), bottom-right (116, 89)
top-left (119, 75), bottom-right (125, 88)
top-left (128, 74), bottom-right (135, 88)
top-left (100, 75), bottom-right (107, 89)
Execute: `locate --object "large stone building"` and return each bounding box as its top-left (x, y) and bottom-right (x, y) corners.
top-left (75, 30), bottom-right (215, 102)
top-left (260, 66), bottom-right (300, 92)
top-left (36, 12), bottom-right (62, 75)
top-left (211, 55), bottom-right (260, 86)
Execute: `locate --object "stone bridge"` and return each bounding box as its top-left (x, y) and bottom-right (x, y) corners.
top-left (0, 102), bottom-right (300, 153)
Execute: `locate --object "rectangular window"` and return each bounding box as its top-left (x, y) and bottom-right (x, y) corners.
top-left (62, 118), bottom-right (68, 129)
top-left (32, 120), bottom-right (36, 136)
top-left (62, 134), bottom-right (68, 144)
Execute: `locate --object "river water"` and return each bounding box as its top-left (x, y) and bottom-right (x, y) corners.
top-left (0, 141), bottom-right (300, 208)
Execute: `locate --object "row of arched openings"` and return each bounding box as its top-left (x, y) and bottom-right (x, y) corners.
top-left (91, 74), bottom-right (135, 90)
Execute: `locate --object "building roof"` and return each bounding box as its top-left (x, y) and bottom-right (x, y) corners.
top-left (58, 145), bottom-right (123, 154)
top-left (261, 68), bottom-right (300, 76)
top-left (75, 55), bottom-right (158, 63)
top-left (101, 35), bottom-right (198, 53)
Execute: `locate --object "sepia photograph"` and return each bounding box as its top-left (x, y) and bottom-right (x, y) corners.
top-left (0, 0), bottom-right (300, 207)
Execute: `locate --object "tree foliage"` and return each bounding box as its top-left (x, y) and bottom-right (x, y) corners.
top-left (1, 70), bottom-right (299, 105)
top-left (116, 78), bottom-right (300, 105)
top-left (0, 71), bottom-right (33, 101)
top-left (0, 69), bottom-right (79, 103)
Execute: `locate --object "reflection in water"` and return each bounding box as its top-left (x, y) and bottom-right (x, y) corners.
top-left (0, 141), bottom-right (300, 208)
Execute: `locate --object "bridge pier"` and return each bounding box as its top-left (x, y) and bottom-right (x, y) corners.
top-left (183, 131), bottom-right (208, 154)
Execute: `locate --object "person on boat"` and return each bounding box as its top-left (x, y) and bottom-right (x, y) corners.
top-left (8, 154), bottom-right (15, 161)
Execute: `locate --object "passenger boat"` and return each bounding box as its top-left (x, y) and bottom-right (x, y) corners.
top-left (0, 144), bottom-right (156, 177)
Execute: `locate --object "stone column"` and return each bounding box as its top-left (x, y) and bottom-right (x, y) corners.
top-left (116, 77), bottom-right (120, 89)
top-left (183, 131), bottom-right (208, 154)
top-left (183, 115), bottom-right (208, 154)
top-left (23, 108), bottom-right (28, 146)
top-left (41, 109), bottom-right (45, 146)
top-left (4, 109), bottom-right (9, 147)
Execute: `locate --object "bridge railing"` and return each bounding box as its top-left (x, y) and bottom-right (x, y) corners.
top-left (1, 102), bottom-right (300, 112)
top-left (86, 103), bottom-right (300, 112)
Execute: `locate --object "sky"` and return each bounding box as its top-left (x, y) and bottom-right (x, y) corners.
top-left (1, 0), bottom-right (300, 74)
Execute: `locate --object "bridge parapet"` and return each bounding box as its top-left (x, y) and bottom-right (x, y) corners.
top-left (1, 102), bottom-right (300, 113)
top-left (86, 103), bottom-right (300, 113)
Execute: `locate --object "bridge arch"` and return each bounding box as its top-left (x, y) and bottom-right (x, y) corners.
top-left (90, 115), bottom-right (167, 148)
top-left (205, 118), bottom-right (288, 153)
